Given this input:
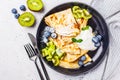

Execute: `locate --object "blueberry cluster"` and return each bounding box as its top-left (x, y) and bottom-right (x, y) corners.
top-left (78, 55), bottom-right (86, 66)
top-left (42, 26), bottom-right (57, 43)
top-left (92, 35), bottom-right (102, 47)
top-left (11, 5), bottom-right (26, 19)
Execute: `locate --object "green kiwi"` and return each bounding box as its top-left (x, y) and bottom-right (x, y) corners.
top-left (18, 12), bottom-right (35, 27)
top-left (27, 0), bottom-right (43, 11)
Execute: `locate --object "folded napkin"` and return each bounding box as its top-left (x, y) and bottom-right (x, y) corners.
top-left (83, 0), bottom-right (120, 80)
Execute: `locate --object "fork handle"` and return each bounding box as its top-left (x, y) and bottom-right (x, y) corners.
top-left (35, 58), bottom-right (45, 80)
top-left (35, 48), bottom-right (50, 80)
top-left (38, 57), bottom-right (50, 80)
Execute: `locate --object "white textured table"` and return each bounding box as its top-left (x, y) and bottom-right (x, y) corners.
top-left (0, 0), bottom-right (120, 80)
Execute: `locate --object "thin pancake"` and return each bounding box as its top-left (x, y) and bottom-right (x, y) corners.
top-left (59, 53), bottom-right (92, 69)
top-left (59, 60), bottom-right (80, 69)
top-left (63, 49), bottom-right (88, 62)
top-left (45, 8), bottom-right (80, 37)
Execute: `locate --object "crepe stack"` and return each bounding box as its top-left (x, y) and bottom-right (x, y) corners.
top-left (45, 8), bottom-right (92, 69)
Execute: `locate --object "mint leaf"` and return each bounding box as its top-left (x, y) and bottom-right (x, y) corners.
top-left (82, 25), bottom-right (90, 31)
top-left (77, 39), bottom-right (83, 43)
top-left (72, 38), bottom-right (83, 43)
top-left (72, 38), bottom-right (77, 42)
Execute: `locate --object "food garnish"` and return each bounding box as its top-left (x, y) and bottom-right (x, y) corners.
top-left (72, 6), bottom-right (92, 19)
top-left (78, 54), bottom-right (92, 66)
top-left (43, 26), bottom-right (57, 39)
top-left (92, 35), bottom-right (102, 47)
top-left (96, 35), bottom-right (102, 41)
top-left (51, 33), bottom-right (57, 39)
top-left (82, 9), bottom-right (92, 19)
top-left (95, 42), bottom-right (101, 47)
top-left (72, 38), bottom-right (83, 43)
top-left (80, 55), bottom-right (86, 61)
top-left (42, 41), bottom-right (56, 57)
top-left (20, 5), bottom-right (26, 11)
top-left (56, 48), bottom-right (65, 59)
top-left (92, 36), bottom-right (99, 43)
top-left (41, 26), bottom-right (58, 43)
top-left (18, 12), bottom-right (35, 27)
top-left (42, 37), bottom-right (48, 43)
top-left (43, 31), bottom-right (51, 38)
top-left (76, 26), bottom-right (97, 50)
top-left (27, 0), bottom-right (43, 11)
top-left (42, 41), bottom-right (65, 66)
top-left (92, 34), bottom-right (102, 47)
top-left (78, 61), bottom-right (84, 66)
top-left (44, 26), bottom-right (55, 33)
top-left (49, 27), bottom-right (55, 33)
top-left (44, 26), bottom-right (50, 31)
top-left (82, 25), bottom-right (90, 31)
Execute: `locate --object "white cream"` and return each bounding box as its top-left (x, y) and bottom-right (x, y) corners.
top-left (56, 24), bottom-right (75, 36)
top-left (76, 27), bottom-right (97, 50)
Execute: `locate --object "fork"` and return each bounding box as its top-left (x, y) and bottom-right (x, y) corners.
top-left (24, 43), bottom-right (45, 80)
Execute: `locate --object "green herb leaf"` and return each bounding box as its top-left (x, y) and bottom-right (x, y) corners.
top-left (82, 25), bottom-right (90, 31)
top-left (77, 39), bottom-right (83, 43)
top-left (72, 38), bottom-right (77, 42)
top-left (72, 38), bottom-right (83, 43)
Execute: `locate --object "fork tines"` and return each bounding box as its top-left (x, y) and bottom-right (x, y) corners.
top-left (24, 43), bottom-right (37, 58)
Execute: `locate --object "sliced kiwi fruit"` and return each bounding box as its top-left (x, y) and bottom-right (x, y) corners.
top-left (18, 12), bottom-right (35, 27)
top-left (27, 0), bottom-right (43, 11)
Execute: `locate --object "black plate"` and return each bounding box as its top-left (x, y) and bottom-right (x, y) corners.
top-left (36, 2), bottom-right (109, 75)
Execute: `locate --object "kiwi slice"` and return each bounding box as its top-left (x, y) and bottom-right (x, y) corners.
top-left (18, 12), bottom-right (35, 27)
top-left (27, 0), bottom-right (43, 11)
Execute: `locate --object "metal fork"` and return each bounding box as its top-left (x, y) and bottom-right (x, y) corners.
top-left (24, 43), bottom-right (45, 80)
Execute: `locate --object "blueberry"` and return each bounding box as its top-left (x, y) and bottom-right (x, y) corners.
top-left (20, 5), bottom-right (26, 11)
top-left (96, 35), bottom-right (102, 41)
top-left (49, 27), bottom-right (55, 33)
top-left (43, 31), bottom-right (51, 38)
top-left (44, 26), bottom-right (51, 31)
top-left (78, 61), bottom-right (84, 66)
top-left (14, 13), bottom-right (20, 19)
top-left (80, 55), bottom-right (86, 61)
top-left (42, 37), bottom-right (48, 43)
top-left (51, 33), bottom-right (57, 38)
top-left (11, 8), bottom-right (17, 14)
top-left (95, 42), bottom-right (101, 47)
top-left (92, 37), bottom-right (99, 43)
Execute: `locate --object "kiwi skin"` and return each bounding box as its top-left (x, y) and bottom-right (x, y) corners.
top-left (28, 6), bottom-right (44, 12)
top-left (27, 0), bottom-right (44, 12)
